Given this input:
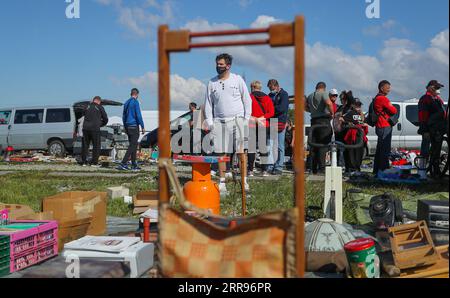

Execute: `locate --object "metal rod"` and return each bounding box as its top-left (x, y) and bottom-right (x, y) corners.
top-left (190, 39), bottom-right (269, 48)
top-left (294, 15), bottom-right (306, 278)
top-left (158, 25), bottom-right (171, 204)
top-left (190, 28), bottom-right (269, 38)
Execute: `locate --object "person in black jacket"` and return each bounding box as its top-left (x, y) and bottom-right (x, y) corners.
top-left (81, 96), bottom-right (108, 167)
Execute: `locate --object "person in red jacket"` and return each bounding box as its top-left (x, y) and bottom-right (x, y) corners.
top-left (247, 80), bottom-right (275, 176)
top-left (418, 80), bottom-right (447, 178)
top-left (373, 80), bottom-right (398, 176)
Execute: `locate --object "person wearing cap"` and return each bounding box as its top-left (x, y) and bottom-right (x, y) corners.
top-left (418, 80), bottom-right (447, 178)
top-left (81, 96), bottom-right (109, 167)
top-left (306, 82), bottom-right (335, 174)
top-left (117, 88), bottom-right (146, 171)
top-left (329, 89), bottom-right (339, 114)
top-left (342, 98), bottom-right (368, 173)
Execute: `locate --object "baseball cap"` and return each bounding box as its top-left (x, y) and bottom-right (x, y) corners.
top-left (426, 80), bottom-right (444, 89)
top-left (353, 98), bottom-right (363, 106)
top-left (329, 89), bottom-right (339, 96)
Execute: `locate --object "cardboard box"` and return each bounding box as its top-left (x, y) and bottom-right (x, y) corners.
top-left (0, 203), bottom-right (36, 220)
top-left (57, 217), bottom-right (92, 252)
top-left (43, 191), bottom-right (107, 236)
top-left (17, 211), bottom-right (54, 221)
top-left (133, 191), bottom-right (158, 207)
top-left (107, 186), bottom-right (130, 200)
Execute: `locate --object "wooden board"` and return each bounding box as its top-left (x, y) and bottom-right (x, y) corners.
top-left (133, 191), bottom-right (159, 207)
top-left (397, 245), bottom-right (449, 278)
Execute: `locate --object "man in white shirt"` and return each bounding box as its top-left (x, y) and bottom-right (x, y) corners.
top-left (204, 53), bottom-right (252, 196)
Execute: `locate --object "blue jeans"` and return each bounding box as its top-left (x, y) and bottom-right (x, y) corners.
top-left (268, 128), bottom-right (286, 172)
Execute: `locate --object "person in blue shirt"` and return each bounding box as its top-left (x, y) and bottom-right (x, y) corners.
top-left (117, 88), bottom-right (145, 171)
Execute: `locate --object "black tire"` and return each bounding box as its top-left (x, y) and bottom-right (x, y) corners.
top-left (48, 140), bottom-right (66, 157)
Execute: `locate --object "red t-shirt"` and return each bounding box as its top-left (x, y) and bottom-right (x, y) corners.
top-left (332, 102), bottom-right (338, 114)
top-left (374, 95), bottom-right (397, 128)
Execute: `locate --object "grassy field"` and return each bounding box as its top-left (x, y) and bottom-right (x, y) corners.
top-left (1, 170), bottom-right (448, 222)
top-left (0, 171), bottom-right (157, 218)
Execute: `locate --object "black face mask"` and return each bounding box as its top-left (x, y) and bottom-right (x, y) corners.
top-left (216, 66), bottom-right (227, 75)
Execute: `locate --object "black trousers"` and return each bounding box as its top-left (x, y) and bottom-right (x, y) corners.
top-left (82, 130), bottom-right (101, 165)
top-left (373, 126), bottom-right (392, 174)
top-left (344, 146), bottom-right (365, 172)
top-left (122, 126), bottom-right (140, 165)
top-left (247, 126), bottom-right (270, 172)
top-left (430, 131), bottom-right (444, 175)
top-left (311, 117), bottom-right (332, 173)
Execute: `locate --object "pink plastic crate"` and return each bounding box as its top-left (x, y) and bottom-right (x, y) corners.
top-left (13, 243), bottom-right (58, 272)
top-left (0, 220), bottom-right (58, 273)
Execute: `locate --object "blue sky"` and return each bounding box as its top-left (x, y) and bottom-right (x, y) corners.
top-left (0, 0), bottom-right (448, 116)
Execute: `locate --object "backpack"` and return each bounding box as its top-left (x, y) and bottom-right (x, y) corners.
top-left (366, 97), bottom-right (379, 127)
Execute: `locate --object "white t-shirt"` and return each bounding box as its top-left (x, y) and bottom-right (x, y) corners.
top-left (204, 73), bottom-right (252, 128)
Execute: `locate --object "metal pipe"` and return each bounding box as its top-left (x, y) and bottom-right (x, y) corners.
top-left (190, 39), bottom-right (269, 49)
top-left (190, 28), bottom-right (269, 38)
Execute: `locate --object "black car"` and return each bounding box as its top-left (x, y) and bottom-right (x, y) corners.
top-left (140, 111), bottom-right (193, 150)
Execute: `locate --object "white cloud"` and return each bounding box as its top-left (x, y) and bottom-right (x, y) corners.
top-left (182, 18), bottom-right (238, 32)
top-left (111, 15), bottom-right (449, 109)
top-left (95, 0), bottom-right (174, 37)
top-left (362, 19), bottom-right (406, 37)
top-left (116, 72), bottom-right (206, 109)
top-left (427, 29), bottom-right (449, 66)
top-left (181, 17), bottom-right (449, 101)
top-left (250, 15), bottom-right (282, 28)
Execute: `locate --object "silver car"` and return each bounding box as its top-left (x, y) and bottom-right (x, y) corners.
top-left (0, 100), bottom-right (122, 157)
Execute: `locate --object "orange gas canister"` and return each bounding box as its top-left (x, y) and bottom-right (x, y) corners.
top-left (183, 163), bottom-right (220, 215)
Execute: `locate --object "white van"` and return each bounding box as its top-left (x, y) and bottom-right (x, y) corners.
top-left (0, 100), bottom-right (122, 156)
top-left (0, 106), bottom-right (76, 156)
top-left (366, 99), bottom-right (448, 155)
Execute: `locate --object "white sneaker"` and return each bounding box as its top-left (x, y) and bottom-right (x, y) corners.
top-left (262, 171), bottom-right (269, 177)
top-left (211, 170), bottom-right (217, 176)
top-left (219, 183), bottom-right (228, 197)
top-left (248, 171), bottom-right (254, 177)
top-left (225, 172), bottom-right (233, 179)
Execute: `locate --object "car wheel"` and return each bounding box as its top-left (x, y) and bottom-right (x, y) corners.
top-left (48, 140), bottom-right (66, 157)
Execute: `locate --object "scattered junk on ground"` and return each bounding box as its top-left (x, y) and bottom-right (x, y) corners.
top-left (0, 15), bottom-right (448, 279)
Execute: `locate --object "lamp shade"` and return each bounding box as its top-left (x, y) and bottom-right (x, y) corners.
top-left (305, 218), bottom-right (356, 252)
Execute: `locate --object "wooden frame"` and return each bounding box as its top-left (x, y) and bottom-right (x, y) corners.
top-left (158, 16), bottom-right (306, 277)
top-left (388, 221), bottom-right (439, 270)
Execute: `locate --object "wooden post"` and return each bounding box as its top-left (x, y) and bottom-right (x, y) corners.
top-left (294, 16), bottom-right (306, 278)
top-left (158, 25), bottom-right (171, 204)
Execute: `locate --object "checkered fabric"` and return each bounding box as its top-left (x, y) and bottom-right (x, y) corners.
top-left (158, 205), bottom-right (297, 278)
